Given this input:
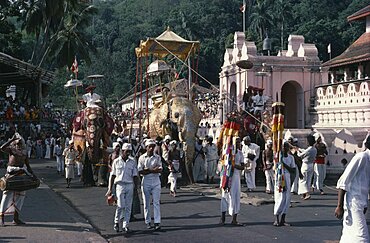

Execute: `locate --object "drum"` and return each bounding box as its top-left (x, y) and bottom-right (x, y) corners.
top-left (0, 174), bottom-right (40, 191)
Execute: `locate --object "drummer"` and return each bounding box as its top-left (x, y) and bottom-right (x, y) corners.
top-left (0, 133), bottom-right (37, 226)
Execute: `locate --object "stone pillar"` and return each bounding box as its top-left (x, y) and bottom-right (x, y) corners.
top-left (357, 64), bottom-right (363, 80)
top-left (330, 71), bottom-right (336, 83)
top-left (344, 67), bottom-right (350, 81)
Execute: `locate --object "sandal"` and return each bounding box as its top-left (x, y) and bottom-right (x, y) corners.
top-left (12, 219), bottom-right (26, 225)
top-left (231, 221), bottom-right (244, 226)
top-left (279, 222), bottom-right (291, 227)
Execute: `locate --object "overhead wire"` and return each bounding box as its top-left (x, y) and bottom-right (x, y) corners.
top-left (153, 39), bottom-right (271, 131)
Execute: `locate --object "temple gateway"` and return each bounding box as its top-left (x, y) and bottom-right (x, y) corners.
top-left (219, 5), bottom-right (370, 174)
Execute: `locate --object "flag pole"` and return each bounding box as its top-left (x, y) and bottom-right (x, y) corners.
top-left (243, 0), bottom-right (246, 33)
top-left (74, 57), bottom-right (79, 111)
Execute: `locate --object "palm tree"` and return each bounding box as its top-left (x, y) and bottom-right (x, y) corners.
top-left (20, 0), bottom-right (97, 68)
top-left (39, 3), bottom-right (97, 67)
top-left (248, 0), bottom-right (274, 41)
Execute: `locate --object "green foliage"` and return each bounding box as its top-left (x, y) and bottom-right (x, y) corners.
top-left (1, 0), bottom-right (369, 107)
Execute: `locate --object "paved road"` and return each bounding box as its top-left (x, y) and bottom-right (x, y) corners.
top-left (0, 165), bottom-right (106, 242)
top-left (1, 159), bottom-right (369, 242)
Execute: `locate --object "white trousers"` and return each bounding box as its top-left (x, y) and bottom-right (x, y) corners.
top-left (244, 161), bottom-right (256, 189)
top-left (340, 207), bottom-right (369, 243)
top-left (264, 169), bottom-right (274, 192)
top-left (114, 183), bottom-right (134, 227)
top-left (274, 173), bottom-right (291, 215)
top-left (193, 157), bottom-right (206, 182)
top-left (0, 191), bottom-right (25, 215)
top-left (76, 161), bottom-right (83, 176)
top-left (65, 164), bottom-right (75, 179)
top-left (206, 160), bottom-right (217, 177)
top-left (141, 179), bottom-right (161, 224)
top-left (313, 163), bottom-right (326, 191)
top-left (56, 156), bottom-right (64, 172)
top-left (291, 167), bottom-right (299, 194)
top-left (168, 172), bottom-right (178, 192)
top-left (27, 149), bottom-right (32, 158)
top-left (298, 163), bottom-right (314, 195)
top-left (220, 174), bottom-right (241, 215)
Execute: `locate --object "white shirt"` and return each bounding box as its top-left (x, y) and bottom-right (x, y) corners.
top-left (252, 94), bottom-right (267, 109)
top-left (205, 143), bottom-right (219, 162)
top-left (138, 152), bottom-right (162, 181)
top-left (282, 154), bottom-right (296, 174)
top-left (63, 148), bottom-right (78, 165)
top-left (234, 150), bottom-right (244, 178)
top-left (298, 146), bottom-right (317, 164)
top-left (112, 156), bottom-right (138, 184)
top-left (242, 143), bottom-right (260, 164)
top-left (82, 93), bottom-right (101, 107)
top-left (336, 150), bottom-right (370, 210)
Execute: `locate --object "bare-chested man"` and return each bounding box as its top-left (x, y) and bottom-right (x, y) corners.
top-left (0, 133), bottom-right (36, 226)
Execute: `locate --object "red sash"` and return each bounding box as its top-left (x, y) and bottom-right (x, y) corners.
top-left (315, 157), bottom-right (325, 164)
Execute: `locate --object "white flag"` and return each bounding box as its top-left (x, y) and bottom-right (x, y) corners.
top-left (327, 44), bottom-right (331, 54)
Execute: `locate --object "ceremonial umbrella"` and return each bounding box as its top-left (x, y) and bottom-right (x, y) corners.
top-left (64, 78), bottom-right (83, 88)
top-left (64, 78), bottom-right (83, 110)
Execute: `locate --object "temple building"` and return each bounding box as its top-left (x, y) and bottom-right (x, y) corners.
top-left (310, 5), bottom-right (370, 173)
top-left (219, 32), bottom-right (323, 129)
top-left (219, 5), bottom-right (370, 174)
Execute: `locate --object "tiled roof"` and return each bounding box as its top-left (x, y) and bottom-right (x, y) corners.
top-left (322, 32), bottom-right (370, 68)
top-left (347, 5), bottom-right (370, 22)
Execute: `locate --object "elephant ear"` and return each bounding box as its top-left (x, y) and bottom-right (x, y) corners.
top-left (73, 110), bottom-right (84, 131)
top-left (104, 115), bottom-right (114, 135)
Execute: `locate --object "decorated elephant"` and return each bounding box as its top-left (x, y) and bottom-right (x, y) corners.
top-left (72, 106), bottom-right (114, 185)
top-left (148, 96), bottom-right (202, 184)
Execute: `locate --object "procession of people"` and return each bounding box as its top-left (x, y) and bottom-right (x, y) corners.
top-left (0, 81), bottom-right (368, 242)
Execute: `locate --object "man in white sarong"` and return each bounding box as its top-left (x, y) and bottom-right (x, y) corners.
top-left (193, 138), bottom-right (206, 183)
top-left (63, 140), bottom-right (78, 188)
top-left (167, 140), bottom-right (181, 197)
top-left (252, 89), bottom-right (268, 115)
top-left (106, 143), bottom-right (138, 233)
top-left (335, 135), bottom-right (370, 243)
top-left (242, 136), bottom-right (260, 192)
top-left (312, 133), bottom-right (328, 195)
top-left (262, 140), bottom-right (274, 194)
top-left (220, 137), bottom-right (244, 226)
top-left (274, 142), bottom-right (296, 227)
top-left (138, 139), bottom-right (163, 230)
top-left (297, 134), bottom-right (317, 200)
top-left (204, 136), bottom-right (219, 184)
top-left (82, 84), bottom-right (101, 107)
top-left (0, 133), bottom-right (37, 226)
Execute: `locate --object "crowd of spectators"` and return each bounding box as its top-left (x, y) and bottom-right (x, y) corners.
top-left (194, 93), bottom-right (219, 119)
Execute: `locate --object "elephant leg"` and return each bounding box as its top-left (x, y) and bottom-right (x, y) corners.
top-left (102, 130), bottom-right (111, 148)
top-left (82, 158), bottom-right (95, 186)
top-left (98, 165), bottom-right (108, 187)
top-left (185, 159), bottom-right (194, 184)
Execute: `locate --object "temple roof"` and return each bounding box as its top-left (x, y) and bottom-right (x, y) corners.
top-left (322, 29), bottom-right (370, 68)
top-left (347, 5), bottom-right (370, 22)
top-left (0, 52), bottom-right (54, 85)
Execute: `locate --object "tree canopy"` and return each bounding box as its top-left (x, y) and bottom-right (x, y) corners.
top-left (0, 0), bottom-right (368, 108)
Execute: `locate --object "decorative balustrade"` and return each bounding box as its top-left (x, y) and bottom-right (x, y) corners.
top-left (313, 79), bottom-right (370, 128)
